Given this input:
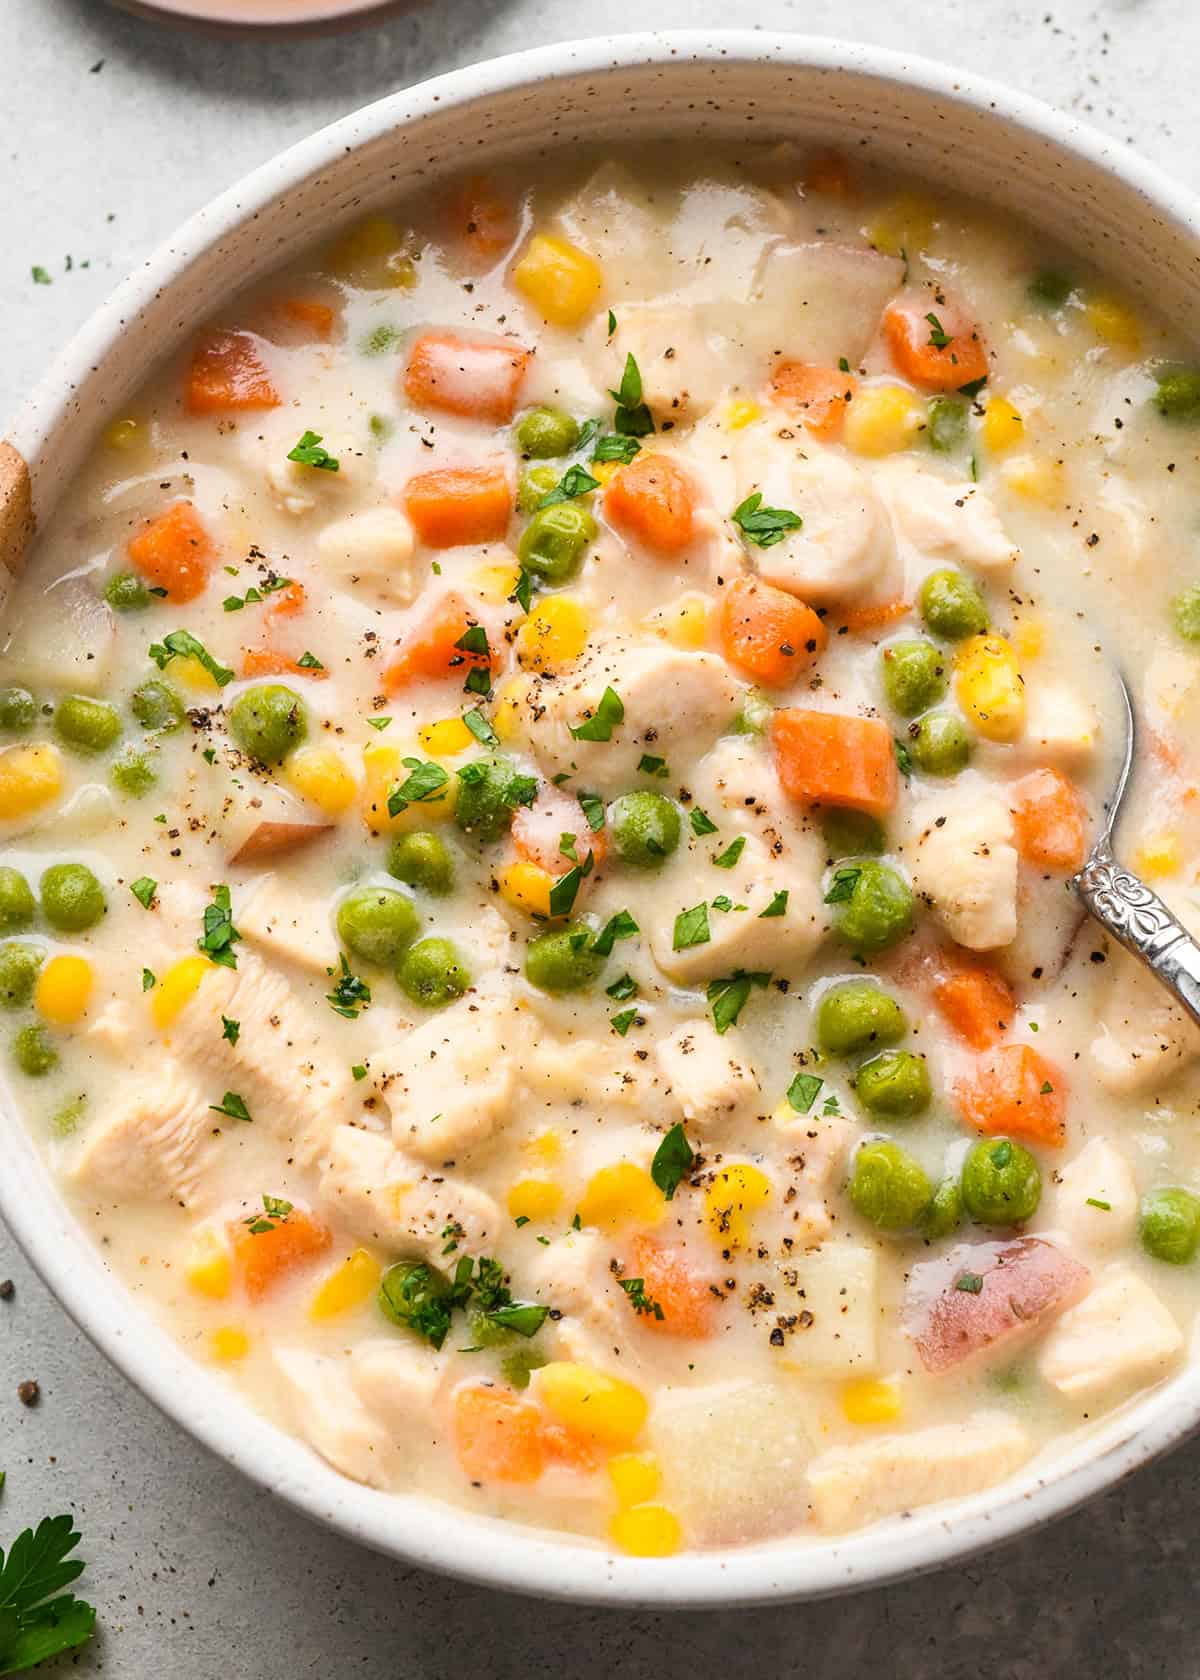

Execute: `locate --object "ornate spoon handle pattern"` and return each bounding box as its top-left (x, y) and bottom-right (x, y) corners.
top-left (1074, 842), bottom-right (1200, 1028)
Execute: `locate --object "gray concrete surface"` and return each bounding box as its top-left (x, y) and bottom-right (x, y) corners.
top-left (3, 0), bottom-right (1199, 1671)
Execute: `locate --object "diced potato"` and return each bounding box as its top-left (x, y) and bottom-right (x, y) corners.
top-left (1038, 1268), bottom-right (1183, 1400)
top-left (776, 1242), bottom-right (880, 1374)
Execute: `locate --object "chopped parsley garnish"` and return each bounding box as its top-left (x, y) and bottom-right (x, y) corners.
top-left (759, 890), bottom-right (789, 918)
top-left (578, 791), bottom-right (606, 831)
top-left (454, 623), bottom-right (491, 694)
top-left (244, 1194), bottom-right (292, 1234)
top-left (606, 972), bottom-right (638, 1001)
top-left (559, 832), bottom-right (579, 863)
top-left (690, 807), bottom-right (719, 837)
top-left (637, 753), bottom-right (669, 778)
top-left (548, 852), bottom-right (593, 918)
top-left (610, 1008), bottom-right (639, 1036)
top-left (607, 309), bottom-right (617, 337)
top-left (925, 312), bottom-right (952, 349)
top-left (568, 685), bottom-right (624, 742)
top-left (712, 836), bottom-right (746, 870)
top-left (955, 1271), bottom-right (984, 1294)
top-left (838, 356), bottom-right (851, 372)
top-left (620, 1276), bottom-right (664, 1320)
top-left (142, 968), bottom-right (156, 991)
top-left (511, 570), bottom-right (534, 614)
top-left (591, 909), bottom-right (639, 958)
top-left (148, 629), bottom-right (234, 688)
top-left (894, 737), bottom-right (913, 777)
top-left (823, 865), bottom-right (862, 904)
top-left (539, 463), bottom-right (601, 507)
top-left (297, 650), bottom-right (325, 670)
top-left (198, 883), bottom-right (240, 969)
top-left (672, 902), bottom-right (711, 951)
top-left (462, 707), bottom-right (499, 748)
top-left (514, 1214), bottom-right (530, 1228)
top-left (506, 772), bottom-right (538, 809)
top-left (706, 969), bottom-right (770, 1035)
top-left (211, 1091), bottom-right (252, 1123)
top-left (650, 1122), bottom-right (694, 1201)
top-left (786, 1070), bottom-right (824, 1113)
top-left (130, 875), bottom-right (157, 910)
top-left (367, 716), bottom-right (392, 732)
top-left (222, 578), bottom-right (292, 612)
top-left (351, 1064), bottom-right (368, 1082)
top-left (286, 430), bottom-right (340, 472)
top-left (326, 954), bottom-right (371, 1020)
top-left (609, 352), bottom-right (655, 437)
top-left (502, 1345), bottom-right (549, 1388)
top-left (711, 894), bottom-right (734, 913)
top-left (991, 1140), bottom-right (1013, 1168)
top-left (31, 265), bottom-right (53, 286)
top-left (592, 432), bottom-right (642, 464)
top-left (731, 491), bottom-right (803, 549)
top-left (1085, 1197), bottom-right (1112, 1211)
top-left (958, 375), bottom-right (988, 399)
top-left (1040, 1080), bottom-right (1055, 1095)
top-left (822, 1094), bottom-right (841, 1116)
top-left (0, 1511), bottom-right (97, 1672)
top-left (221, 1016), bottom-right (240, 1046)
top-left (387, 756), bottom-right (449, 816)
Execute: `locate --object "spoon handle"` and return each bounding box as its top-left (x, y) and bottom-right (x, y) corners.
top-left (1074, 843), bottom-right (1200, 1028)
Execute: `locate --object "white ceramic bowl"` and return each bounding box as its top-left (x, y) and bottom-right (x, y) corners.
top-left (4, 32), bottom-right (1200, 1608)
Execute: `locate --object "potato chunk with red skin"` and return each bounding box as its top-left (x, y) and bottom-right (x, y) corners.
top-left (905, 1237), bottom-right (1090, 1374)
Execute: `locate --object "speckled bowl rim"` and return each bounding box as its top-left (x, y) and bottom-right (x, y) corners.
top-left (5, 32), bottom-right (1200, 1608)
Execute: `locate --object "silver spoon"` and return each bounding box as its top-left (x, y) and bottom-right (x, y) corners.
top-left (1073, 670), bottom-right (1200, 1025)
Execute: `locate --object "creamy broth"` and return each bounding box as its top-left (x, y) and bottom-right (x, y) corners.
top-left (9, 147), bottom-right (1200, 1553)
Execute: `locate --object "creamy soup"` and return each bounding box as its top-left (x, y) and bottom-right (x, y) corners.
top-left (9, 147), bottom-right (1200, 1555)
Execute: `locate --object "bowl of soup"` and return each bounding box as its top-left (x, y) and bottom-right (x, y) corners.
top-left (5, 32), bottom-right (1200, 1605)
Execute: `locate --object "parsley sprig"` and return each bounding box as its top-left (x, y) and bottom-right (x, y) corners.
top-left (148, 629), bottom-right (233, 688)
top-left (198, 883), bottom-right (240, 969)
top-left (731, 492), bottom-right (803, 549)
top-left (326, 954), bottom-right (371, 1020)
top-left (286, 430), bottom-right (340, 472)
top-left (609, 352), bottom-right (654, 437)
top-left (0, 1512), bottom-right (96, 1674)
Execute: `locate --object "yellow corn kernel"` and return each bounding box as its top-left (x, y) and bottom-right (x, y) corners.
top-left (590, 460), bottom-right (621, 486)
top-left (186, 1229), bottom-right (233, 1300)
top-left (843, 383), bottom-right (925, 457)
top-left (326, 215), bottom-right (415, 289)
top-left (418, 717), bottom-right (475, 757)
top-left (0, 744), bottom-right (63, 821)
top-left (648, 593), bottom-right (711, 651)
top-left (1014, 619), bottom-right (1046, 661)
top-left (209, 1326), bottom-right (250, 1363)
top-left (152, 955), bottom-right (212, 1030)
top-left (577, 1163), bottom-right (664, 1230)
top-left (1085, 292), bottom-right (1141, 351)
top-left (1134, 834), bottom-right (1181, 880)
top-left (724, 399), bottom-right (761, 431)
top-left (472, 562), bottom-right (522, 605)
top-left (704, 1162), bottom-right (771, 1249)
top-left (523, 1128), bottom-right (563, 1164)
top-left (516, 596), bottom-right (589, 672)
top-left (309, 1248), bottom-right (381, 1322)
top-left (955, 634), bottom-right (1026, 743)
top-left (361, 741), bottom-right (456, 834)
top-left (491, 678), bottom-right (528, 744)
top-left (287, 745), bottom-right (358, 817)
top-left (841, 1377), bottom-right (902, 1425)
top-left (535, 1361), bottom-right (648, 1447)
top-left (103, 416), bottom-right (143, 451)
top-left (608, 1504), bottom-right (682, 1558)
top-left (172, 654), bottom-right (221, 694)
top-left (35, 955), bottom-right (93, 1026)
top-left (608, 1451), bottom-right (661, 1508)
top-left (982, 395), bottom-right (1024, 455)
top-left (1001, 453), bottom-right (1066, 505)
top-left (507, 1178), bottom-right (563, 1223)
top-left (497, 860), bottom-right (556, 918)
top-left (513, 234), bottom-right (603, 327)
top-left (866, 193), bottom-right (937, 258)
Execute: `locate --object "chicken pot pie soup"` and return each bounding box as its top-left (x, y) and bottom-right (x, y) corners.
top-left (9, 148), bottom-right (1200, 1555)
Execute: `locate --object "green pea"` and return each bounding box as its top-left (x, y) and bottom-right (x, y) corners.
top-left (517, 465), bottom-right (560, 514)
top-left (961, 1137), bottom-right (1041, 1226)
top-left (921, 1176), bottom-right (963, 1240)
top-left (1027, 269), bottom-right (1073, 308)
top-left (1171, 587), bottom-right (1200, 643)
top-left (336, 886), bottom-right (419, 967)
top-left (1138, 1186), bottom-right (1200, 1264)
top-left (397, 936), bottom-right (471, 1009)
top-left (0, 868), bottom-right (35, 935)
top-left (40, 863), bottom-right (106, 933)
top-left (518, 503), bottom-right (596, 585)
top-left (608, 791), bottom-right (681, 870)
top-left (515, 406), bottom-right (579, 459)
top-left (848, 1138), bottom-right (932, 1233)
top-left (0, 942), bottom-right (42, 1009)
top-left (387, 831), bottom-right (454, 896)
top-left (104, 571), bottom-right (153, 612)
top-left (0, 687), bottom-right (36, 732)
top-left (830, 859), bottom-right (914, 954)
top-left (454, 755), bottom-right (520, 844)
top-left (227, 683), bottom-right (307, 764)
top-left (501, 1345), bottom-right (548, 1389)
top-left (53, 694), bottom-right (122, 755)
top-left (907, 710), bottom-right (972, 776)
top-left (378, 1259), bottom-right (451, 1342)
top-left (1153, 367), bottom-right (1200, 423)
top-left (525, 922), bottom-right (604, 994)
top-left (926, 396), bottom-right (968, 454)
top-left (110, 748), bottom-right (158, 798)
top-left (820, 808), bottom-right (885, 858)
top-left (881, 639), bottom-right (947, 717)
top-left (816, 979), bottom-right (907, 1056)
top-left (131, 678), bottom-right (186, 733)
top-left (854, 1049), bottom-right (932, 1119)
top-left (732, 689), bottom-right (773, 736)
top-left (13, 1023), bottom-right (57, 1078)
top-left (919, 569), bottom-right (989, 641)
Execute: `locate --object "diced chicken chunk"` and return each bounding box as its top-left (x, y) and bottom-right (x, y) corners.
top-left (776, 1242), bottom-right (879, 1373)
top-left (773, 1106), bottom-right (854, 1247)
top-left (879, 459), bottom-right (1019, 572)
top-left (807, 1412), bottom-right (1031, 1532)
top-left (528, 1230), bottom-right (625, 1365)
top-left (239, 876), bottom-right (339, 977)
top-left (1051, 1138), bottom-right (1138, 1253)
top-left (270, 1347), bottom-right (401, 1490)
top-left (1021, 681), bottom-right (1099, 769)
top-left (71, 1063), bottom-right (214, 1206)
top-left (349, 1339), bottom-right (447, 1445)
top-left (319, 1124), bottom-right (501, 1260)
top-left (316, 507), bottom-right (421, 606)
top-left (905, 1238), bottom-right (1090, 1374)
top-left (654, 1019), bottom-right (762, 1131)
top-left (746, 445), bottom-right (898, 605)
top-left (368, 996), bottom-right (532, 1163)
top-left (1091, 939), bottom-right (1200, 1095)
top-left (84, 997), bottom-right (137, 1055)
top-left (612, 303), bottom-right (732, 424)
top-left (1038, 1268), bottom-right (1183, 1400)
top-left (910, 791), bottom-right (1018, 952)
